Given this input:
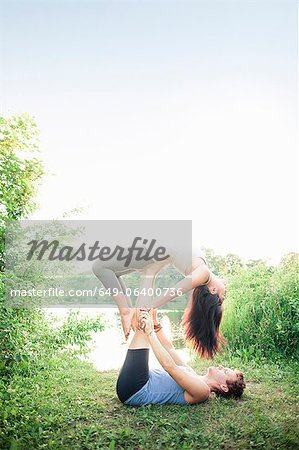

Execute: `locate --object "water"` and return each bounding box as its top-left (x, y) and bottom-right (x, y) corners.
top-left (44, 307), bottom-right (191, 371)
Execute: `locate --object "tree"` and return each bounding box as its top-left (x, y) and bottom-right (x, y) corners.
top-left (0, 114), bottom-right (44, 270)
top-left (224, 253), bottom-right (244, 275)
top-left (201, 247), bottom-right (227, 276)
top-left (0, 115), bottom-right (104, 372)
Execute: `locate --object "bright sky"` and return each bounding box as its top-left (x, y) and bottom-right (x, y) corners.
top-left (1, 0), bottom-right (298, 263)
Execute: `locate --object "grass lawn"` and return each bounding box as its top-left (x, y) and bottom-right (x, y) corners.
top-left (0, 355), bottom-right (298, 450)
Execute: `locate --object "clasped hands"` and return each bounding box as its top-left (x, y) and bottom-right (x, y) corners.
top-left (137, 308), bottom-right (155, 335)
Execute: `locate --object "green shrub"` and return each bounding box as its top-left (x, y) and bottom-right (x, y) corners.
top-left (221, 254), bottom-right (299, 361)
top-left (0, 115), bottom-right (106, 376)
top-left (0, 273), bottom-right (105, 375)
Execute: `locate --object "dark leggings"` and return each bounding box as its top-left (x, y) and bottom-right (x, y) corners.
top-left (116, 348), bottom-right (150, 403)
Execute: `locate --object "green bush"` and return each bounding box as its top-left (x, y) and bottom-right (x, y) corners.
top-left (0, 274), bottom-right (105, 375)
top-left (221, 254), bottom-right (299, 361)
top-left (0, 114), bottom-right (107, 376)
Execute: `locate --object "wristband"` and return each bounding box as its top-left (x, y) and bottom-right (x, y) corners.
top-left (154, 324), bottom-right (163, 333)
top-left (147, 329), bottom-right (154, 337)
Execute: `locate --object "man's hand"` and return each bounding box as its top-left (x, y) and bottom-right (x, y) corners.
top-left (152, 309), bottom-right (160, 327)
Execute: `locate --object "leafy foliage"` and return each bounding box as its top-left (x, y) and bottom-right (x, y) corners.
top-left (0, 114), bottom-right (44, 270)
top-left (0, 115), bottom-right (105, 375)
top-left (203, 247), bottom-right (245, 276)
top-left (0, 285), bottom-right (104, 375)
top-left (221, 253), bottom-right (299, 361)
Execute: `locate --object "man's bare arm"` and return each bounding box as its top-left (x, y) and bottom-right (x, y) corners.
top-left (144, 319), bottom-right (210, 404)
top-left (152, 310), bottom-right (188, 366)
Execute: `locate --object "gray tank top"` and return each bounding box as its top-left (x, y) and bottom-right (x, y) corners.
top-left (124, 368), bottom-right (188, 406)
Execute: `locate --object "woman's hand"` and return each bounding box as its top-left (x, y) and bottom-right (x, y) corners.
top-left (139, 310), bottom-right (154, 335)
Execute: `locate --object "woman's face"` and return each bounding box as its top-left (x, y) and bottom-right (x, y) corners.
top-left (208, 365), bottom-right (237, 385)
top-left (208, 279), bottom-right (227, 303)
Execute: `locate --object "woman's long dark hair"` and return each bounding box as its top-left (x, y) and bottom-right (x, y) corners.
top-left (182, 285), bottom-right (224, 359)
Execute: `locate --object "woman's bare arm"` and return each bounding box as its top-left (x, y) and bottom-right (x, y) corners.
top-left (152, 258), bottom-right (210, 308)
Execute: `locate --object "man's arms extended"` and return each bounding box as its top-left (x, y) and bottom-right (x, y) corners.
top-left (152, 310), bottom-right (191, 368)
top-left (140, 310), bottom-right (210, 405)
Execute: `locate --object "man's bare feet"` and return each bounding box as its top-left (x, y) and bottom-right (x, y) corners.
top-left (120, 308), bottom-right (135, 340)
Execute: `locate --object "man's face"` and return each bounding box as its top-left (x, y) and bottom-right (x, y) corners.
top-left (208, 365), bottom-right (237, 386)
